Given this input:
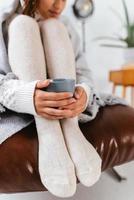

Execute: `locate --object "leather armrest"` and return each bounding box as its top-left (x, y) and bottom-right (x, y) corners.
top-left (0, 105), bottom-right (134, 193)
top-left (80, 105), bottom-right (134, 171)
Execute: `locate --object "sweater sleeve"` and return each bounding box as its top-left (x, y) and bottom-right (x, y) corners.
top-left (0, 72), bottom-right (39, 116)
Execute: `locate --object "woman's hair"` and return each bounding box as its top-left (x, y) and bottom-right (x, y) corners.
top-left (22, 0), bottom-right (39, 17)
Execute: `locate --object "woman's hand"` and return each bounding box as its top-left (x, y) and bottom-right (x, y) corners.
top-left (34, 79), bottom-right (76, 120)
top-left (59, 86), bottom-right (88, 118)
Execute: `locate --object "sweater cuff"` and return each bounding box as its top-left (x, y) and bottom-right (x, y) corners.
top-left (14, 80), bottom-right (39, 116)
top-left (75, 82), bottom-right (90, 110)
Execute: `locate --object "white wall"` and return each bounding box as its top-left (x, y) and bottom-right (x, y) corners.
top-left (64, 0), bottom-right (134, 103)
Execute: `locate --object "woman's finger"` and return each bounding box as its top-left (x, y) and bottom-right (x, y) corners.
top-left (59, 102), bottom-right (77, 110)
top-left (43, 107), bottom-right (73, 117)
top-left (36, 79), bottom-right (52, 89)
top-left (38, 91), bottom-right (73, 101)
top-left (40, 112), bottom-right (64, 120)
top-left (41, 98), bottom-right (76, 108)
top-left (74, 87), bottom-right (84, 99)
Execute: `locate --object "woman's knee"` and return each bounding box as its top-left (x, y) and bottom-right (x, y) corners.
top-left (8, 14), bottom-right (39, 33)
top-left (39, 18), bottom-right (67, 35)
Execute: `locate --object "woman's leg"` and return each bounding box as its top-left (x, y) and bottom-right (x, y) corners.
top-left (40, 18), bottom-right (102, 187)
top-left (8, 15), bottom-right (76, 197)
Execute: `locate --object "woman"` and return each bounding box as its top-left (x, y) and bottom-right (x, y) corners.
top-left (0, 0), bottom-right (127, 197)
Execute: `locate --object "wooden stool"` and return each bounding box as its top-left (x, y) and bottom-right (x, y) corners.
top-left (109, 66), bottom-right (134, 106)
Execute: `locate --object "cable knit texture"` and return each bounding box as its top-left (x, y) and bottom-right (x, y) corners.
top-left (0, 0), bottom-right (128, 144)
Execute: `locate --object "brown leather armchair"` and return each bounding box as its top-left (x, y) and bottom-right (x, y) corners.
top-left (0, 105), bottom-right (134, 193)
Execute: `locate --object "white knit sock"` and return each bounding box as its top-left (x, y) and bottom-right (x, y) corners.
top-left (8, 15), bottom-right (76, 197)
top-left (40, 18), bottom-right (102, 187)
top-left (60, 117), bottom-right (102, 186)
top-left (36, 116), bottom-right (76, 197)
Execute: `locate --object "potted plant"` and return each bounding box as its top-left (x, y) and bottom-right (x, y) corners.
top-left (95, 0), bottom-right (134, 65)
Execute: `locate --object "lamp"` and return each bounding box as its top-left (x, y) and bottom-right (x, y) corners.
top-left (72, 0), bottom-right (94, 52)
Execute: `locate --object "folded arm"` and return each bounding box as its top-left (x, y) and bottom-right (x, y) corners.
top-left (0, 72), bottom-right (39, 116)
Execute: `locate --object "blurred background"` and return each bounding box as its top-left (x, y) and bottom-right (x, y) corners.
top-left (63, 0), bottom-right (134, 106)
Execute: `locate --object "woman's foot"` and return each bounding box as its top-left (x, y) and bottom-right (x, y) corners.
top-left (36, 116), bottom-right (77, 197)
top-left (60, 117), bottom-right (102, 187)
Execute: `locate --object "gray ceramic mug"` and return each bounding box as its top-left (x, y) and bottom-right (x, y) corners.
top-left (42, 78), bottom-right (76, 93)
